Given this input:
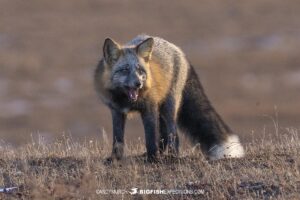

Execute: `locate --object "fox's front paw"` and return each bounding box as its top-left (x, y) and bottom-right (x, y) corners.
top-left (103, 154), bottom-right (123, 165)
top-left (140, 152), bottom-right (148, 157)
top-left (146, 152), bottom-right (159, 163)
top-left (167, 145), bottom-right (179, 157)
top-left (103, 157), bottom-right (114, 165)
top-left (111, 142), bottom-right (124, 160)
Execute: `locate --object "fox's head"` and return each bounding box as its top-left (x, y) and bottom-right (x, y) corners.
top-left (102, 37), bottom-right (153, 102)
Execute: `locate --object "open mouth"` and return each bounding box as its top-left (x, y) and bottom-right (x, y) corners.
top-left (127, 88), bottom-right (139, 102)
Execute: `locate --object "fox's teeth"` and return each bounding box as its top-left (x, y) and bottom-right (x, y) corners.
top-left (128, 89), bottom-right (138, 101)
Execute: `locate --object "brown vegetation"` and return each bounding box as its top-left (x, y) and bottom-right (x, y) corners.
top-left (0, 129), bottom-right (299, 199)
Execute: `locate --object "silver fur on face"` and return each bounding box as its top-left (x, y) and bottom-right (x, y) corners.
top-left (111, 49), bottom-right (147, 101)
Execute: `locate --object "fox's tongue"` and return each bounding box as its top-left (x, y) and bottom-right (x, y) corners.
top-left (128, 89), bottom-right (139, 101)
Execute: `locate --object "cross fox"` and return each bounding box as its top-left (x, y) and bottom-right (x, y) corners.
top-left (94, 35), bottom-right (244, 161)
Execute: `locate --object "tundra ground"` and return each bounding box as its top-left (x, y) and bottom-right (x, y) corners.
top-left (0, 129), bottom-right (299, 199)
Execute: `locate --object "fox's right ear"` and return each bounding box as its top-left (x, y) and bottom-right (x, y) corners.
top-left (103, 38), bottom-right (121, 65)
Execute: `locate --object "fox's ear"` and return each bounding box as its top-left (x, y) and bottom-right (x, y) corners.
top-left (103, 38), bottom-right (121, 65)
top-left (136, 38), bottom-right (154, 62)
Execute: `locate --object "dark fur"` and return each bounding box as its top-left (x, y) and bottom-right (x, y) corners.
top-left (177, 65), bottom-right (231, 156)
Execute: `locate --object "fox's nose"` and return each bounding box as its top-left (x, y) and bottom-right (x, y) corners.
top-left (134, 81), bottom-right (141, 88)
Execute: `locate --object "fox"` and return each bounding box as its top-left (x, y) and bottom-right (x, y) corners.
top-left (94, 34), bottom-right (245, 161)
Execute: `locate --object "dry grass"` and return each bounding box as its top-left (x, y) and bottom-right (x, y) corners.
top-left (0, 129), bottom-right (299, 199)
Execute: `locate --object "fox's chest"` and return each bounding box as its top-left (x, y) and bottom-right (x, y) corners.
top-left (109, 92), bottom-right (145, 113)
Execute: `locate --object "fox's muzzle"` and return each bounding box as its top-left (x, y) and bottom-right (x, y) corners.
top-left (128, 88), bottom-right (139, 101)
top-left (125, 80), bottom-right (143, 102)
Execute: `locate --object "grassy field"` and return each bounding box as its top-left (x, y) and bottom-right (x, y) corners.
top-left (0, 128), bottom-right (299, 199)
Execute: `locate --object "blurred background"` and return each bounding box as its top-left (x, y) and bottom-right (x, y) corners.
top-left (0, 0), bottom-right (299, 146)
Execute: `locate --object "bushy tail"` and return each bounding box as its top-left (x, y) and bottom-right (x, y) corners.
top-left (177, 65), bottom-right (244, 159)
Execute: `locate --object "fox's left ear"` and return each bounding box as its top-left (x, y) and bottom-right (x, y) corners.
top-left (136, 38), bottom-right (154, 62)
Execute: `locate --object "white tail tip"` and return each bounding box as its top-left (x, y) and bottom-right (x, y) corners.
top-left (208, 135), bottom-right (245, 160)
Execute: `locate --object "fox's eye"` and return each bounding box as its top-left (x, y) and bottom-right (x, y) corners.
top-left (137, 64), bottom-right (145, 74)
top-left (117, 65), bottom-right (129, 73)
top-left (120, 68), bottom-right (128, 72)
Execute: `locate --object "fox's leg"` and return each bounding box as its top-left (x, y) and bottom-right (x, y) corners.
top-left (159, 116), bottom-right (168, 154)
top-left (111, 109), bottom-right (126, 160)
top-left (160, 97), bottom-right (179, 155)
top-left (141, 104), bottom-right (159, 161)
